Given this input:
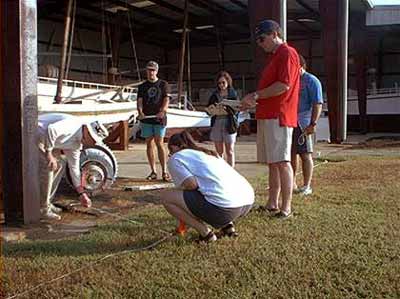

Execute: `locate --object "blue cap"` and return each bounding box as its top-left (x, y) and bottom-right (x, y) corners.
top-left (254, 19), bottom-right (281, 39)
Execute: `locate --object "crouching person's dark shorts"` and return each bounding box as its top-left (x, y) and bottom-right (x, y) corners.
top-left (183, 190), bottom-right (252, 229)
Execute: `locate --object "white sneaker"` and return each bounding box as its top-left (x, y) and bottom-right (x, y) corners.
top-left (41, 210), bottom-right (61, 221)
top-left (50, 204), bottom-right (62, 213)
top-left (298, 186), bottom-right (313, 196)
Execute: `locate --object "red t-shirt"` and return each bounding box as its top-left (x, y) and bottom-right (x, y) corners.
top-left (256, 43), bottom-right (300, 127)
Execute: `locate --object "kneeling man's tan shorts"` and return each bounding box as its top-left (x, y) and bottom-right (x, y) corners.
top-left (257, 119), bottom-right (293, 164)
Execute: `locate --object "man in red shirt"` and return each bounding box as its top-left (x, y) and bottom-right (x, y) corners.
top-left (241, 20), bottom-right (300, 219)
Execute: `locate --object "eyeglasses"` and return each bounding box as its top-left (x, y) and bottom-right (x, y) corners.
top-left (256, 35), bottom-right (266, 44)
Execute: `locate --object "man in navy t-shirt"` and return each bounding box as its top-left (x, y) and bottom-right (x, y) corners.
top-left (137, 61), bottom-right (171, 181)
top-left (291, 55), bottom-right (323, 196)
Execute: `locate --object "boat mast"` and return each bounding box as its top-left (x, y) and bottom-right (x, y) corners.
top-left (177, 0), bottom-right (189, 108)
top-left (55, 0), bottom-right (74, 104)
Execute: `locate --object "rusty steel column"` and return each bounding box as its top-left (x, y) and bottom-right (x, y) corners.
top-left (353, 11), bottom-right (368, 134)
top-left (248, 0), bottom-right (287, 80)
top-left (107, 10), bottom-right (123, 85)
top-left (2, 0), bottom-right (40, 224)
top-left (55, 0), bottom-right (74, 103)
top-left (320, 0), bottom-right (349, 143)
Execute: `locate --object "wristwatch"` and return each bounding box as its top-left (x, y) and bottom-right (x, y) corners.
top-left (310, 121), bottom-right (317, 127)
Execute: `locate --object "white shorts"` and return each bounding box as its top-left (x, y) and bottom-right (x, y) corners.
top-left (257, 119), bottom-right (293, 164)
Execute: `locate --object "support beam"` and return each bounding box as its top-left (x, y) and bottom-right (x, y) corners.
top-left (2, 0), bottom-right (40, 224)
top-left (248, 0), bottom-right (287, 79)
top-left (320, 0), bottom-right (349, 143)
top-left (55, 0), bottom-right (74, 103)
top-left (353, 11), bottom-right (368, 133)
top-left (107, 10), bottom-right (123, 84)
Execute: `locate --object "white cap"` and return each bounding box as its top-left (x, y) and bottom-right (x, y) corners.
top-left (86, 121), bottom-right (109, 144)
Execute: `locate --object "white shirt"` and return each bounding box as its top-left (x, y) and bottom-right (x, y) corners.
top-left (38, 113), bottom-right (83, 188)
top-left (38, 113), bottom-right (83, 151)
top-left (168, 149), bottom-right (254, 208)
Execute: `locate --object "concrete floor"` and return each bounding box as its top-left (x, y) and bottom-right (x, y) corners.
top-left (115, 135), bottom-right (268, 180)
top-left (114, 132), bottom-right (400, 180)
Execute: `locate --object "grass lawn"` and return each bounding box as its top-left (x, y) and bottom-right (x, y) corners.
top-left (2, 154), bottom-right (400, 298)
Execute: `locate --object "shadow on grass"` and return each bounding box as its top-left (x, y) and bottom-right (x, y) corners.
top-left (3, 217), bottom-right (172, 259)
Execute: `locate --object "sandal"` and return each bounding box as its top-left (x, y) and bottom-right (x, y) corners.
top-left (255, 205), bottom-right (280, 214)
top-left (162, 172), bottom-right (171, 182)
top-left (273, 211), bottom-right (293, 220)
top-left (195, 231), bottom-right (217, 244)
top-left (146, 172), bottom-right (157, 180)
top-left (216, 223), bottom-right (238, 239)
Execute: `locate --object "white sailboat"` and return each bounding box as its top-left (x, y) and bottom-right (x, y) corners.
top-left (37, 76), bottom-right (211, 129)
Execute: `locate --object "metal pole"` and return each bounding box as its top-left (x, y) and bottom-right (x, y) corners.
top-left (55, 0), bottom-right (74, 103)
top-left (280, 0), bottom-right (287, 40)
top-left (338, 0), bottom-right (349, 141)
top-left (186, 31), bottom-right (192, 107)
top-left (65, 0), bottom-right (76, 80)
top-left (177, 0), bottom-right (189, 107)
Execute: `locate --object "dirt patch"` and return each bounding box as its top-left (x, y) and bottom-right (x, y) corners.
top-left (2, 178), bottom-right (170, 242)
top-left (352, 136), bottom-right (400, 149)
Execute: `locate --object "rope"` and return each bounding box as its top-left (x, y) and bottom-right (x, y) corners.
top-left (6, 233), bottom-right (173, 299)
top-left (6, 206), bottom-right (174, 299)
top-left (6, 151), bottom-right (336, 298)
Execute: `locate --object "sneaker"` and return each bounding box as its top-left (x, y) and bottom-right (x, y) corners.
top-left (195, 231), bottom-right (217, 244)
top-left (41, 210), bottom-right (61, 221)
top-left (50, 203), bottom-right (62, 214)
top-left (298, 186), bottom-right (312, 196)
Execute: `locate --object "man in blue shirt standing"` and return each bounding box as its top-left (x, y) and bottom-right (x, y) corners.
top-left (291, 55), bottom-right (323, 196)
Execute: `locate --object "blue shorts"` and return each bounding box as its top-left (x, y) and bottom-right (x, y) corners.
top-left (140, 123), bottom-right (167, 138)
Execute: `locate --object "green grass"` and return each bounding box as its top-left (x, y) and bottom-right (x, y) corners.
top-left (2, 155), bottom-right (400, 298)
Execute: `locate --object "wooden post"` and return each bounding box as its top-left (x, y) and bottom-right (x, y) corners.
top-left (103, 121), bottom-right (129, 151)
top-left (319, 0), bottom-right (349, 143)
top-left (0, 0), bottom-right (4, 217)
top-left (55, 0), bottom-right (74, 103)
top-left (2, 0), bottom-right (40, 224)
top-left (248, 0), bottom-right (287, 163)
top-left (177, 0), bottom-right (189, 106)
top-left (107, 10), bottom-right (123, 85)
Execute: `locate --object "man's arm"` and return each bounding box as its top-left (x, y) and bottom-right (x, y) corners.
top-left (240, 81), bottom-right (290, 110)
top-left (180, 176), bottom-right (199, 190)
top-left (304, 103), bottom-right (322, 135)
top-left (137, 97), bottom-right (145, 119)
top-left (157, 82), bottom-right (171, 119)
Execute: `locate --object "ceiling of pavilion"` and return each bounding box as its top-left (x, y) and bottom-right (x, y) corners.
top-left (37, 0), bottom-right (373, 49)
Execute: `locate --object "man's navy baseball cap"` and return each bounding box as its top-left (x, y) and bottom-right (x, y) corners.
top-left (254, 19), bottom-right (281, 39)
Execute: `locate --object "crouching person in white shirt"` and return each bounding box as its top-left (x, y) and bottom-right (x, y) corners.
top-left (161, 130), bottom-right (254, 243)
top-left (38, 113), bottom-right (109, 220)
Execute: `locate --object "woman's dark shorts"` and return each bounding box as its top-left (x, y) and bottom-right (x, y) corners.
top-left (183, 190), bottom-right (252, 229)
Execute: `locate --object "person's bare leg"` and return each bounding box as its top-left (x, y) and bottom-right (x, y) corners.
top-left (214, 142), bottom-right (224, 158)
top-left (224, 142), bottom-right (235, 167)
top-left (267, 163), bottom-right (280, 210)
top-left (300, 153), bottom-right (313, 188)
top-left (161, 190), bottom-right (210, 236)
top-left (279, 161), bottom-right (294, 214)
top-left (146, 137), bottom-right (156, 173)
top-left (291, 149), bottom-right (299, 190)
top-left (154, 136), bottom-right (167, 174)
